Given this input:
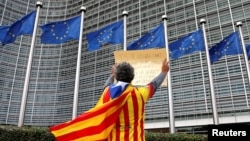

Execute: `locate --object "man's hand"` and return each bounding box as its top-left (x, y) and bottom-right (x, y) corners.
top-left (161, 58), bottom-right (169, 74)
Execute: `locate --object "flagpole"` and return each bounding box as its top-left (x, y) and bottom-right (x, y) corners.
top-left (162, 15), bottom-right (175, 133)
top-left (18, 1), bottom-right (42, 127)
top-left (72, 6), bottom-right (86, 119)
top-left (122, 11), bottom-right (128, 51)
top-left (200, 19), bottom-right (219, 125)
top-left (236, 21), bottom-right (250, 87)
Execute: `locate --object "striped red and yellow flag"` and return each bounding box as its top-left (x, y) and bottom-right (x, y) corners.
top-left (50, 91), bottom-right (131, 141)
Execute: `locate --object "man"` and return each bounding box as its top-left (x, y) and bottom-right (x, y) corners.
top-left (95, 58), bottom-right (169, 141)
top-left (50, 59), bottom-right (169, 141)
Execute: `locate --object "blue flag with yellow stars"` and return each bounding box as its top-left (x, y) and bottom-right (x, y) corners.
top-left (86, 20), bottom-right (123, 51)
top-left (0, 26), bottom-right (10, 44)
top-left (40, 15), bottom-right (81, 44)
top-left (127, 23), bottom-right (165, 50)
top-left (1, 11), bottom-right (36, 45)
top-left (209, 31), bottom-right (242, 64)
top-left (169, 28), bottom-right (205, 59)
top-left (246, 43), bottom-right (250, 60)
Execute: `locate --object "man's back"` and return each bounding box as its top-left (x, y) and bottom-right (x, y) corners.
top-left (102, 84), bottom-right (151, 141)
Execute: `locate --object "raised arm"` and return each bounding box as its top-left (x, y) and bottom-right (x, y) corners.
top-left (149, 58), bottom-right (169, 92)
top-left (103, 63), bottom-right (117, 89)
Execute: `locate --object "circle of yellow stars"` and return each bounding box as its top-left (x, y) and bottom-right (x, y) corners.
top-left (97, 29), bottom-right (113, 44)
top-left (50, 22), bottom-right (70, 41)
top-left (178, 36), bottom-right (195, 51)
top-left (136, 32), bottom-right (155, 49)
top-left (213, 39), bottom-right (230, 55)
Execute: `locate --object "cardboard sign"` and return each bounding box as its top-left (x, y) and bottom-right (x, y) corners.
top-left (114, 48), bottom-right (168, 86)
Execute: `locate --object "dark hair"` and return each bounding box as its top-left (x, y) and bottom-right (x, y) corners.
top-left (115, 62), bottom-right (134, 83)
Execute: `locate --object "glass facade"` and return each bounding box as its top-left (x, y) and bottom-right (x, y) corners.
top-left (0, 0), bottom-right (250, 131)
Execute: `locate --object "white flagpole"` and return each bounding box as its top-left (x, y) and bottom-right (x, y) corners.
top-left (236, 22), bottom-right (250, 90)
top-left (162, 15), bottom-right (175, 133)
top-left (72, 6), bottom-right (86, 119)
top-left (200, 19), bottom-right (219, 125)
top-left (18, 1), bottom-right (42, 127)
top-left (122, 11), bottom-right (128, 51)
top-left (236, 22), bottom-right (250, 108)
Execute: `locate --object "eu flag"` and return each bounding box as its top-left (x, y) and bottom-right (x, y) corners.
top-left (127, 23), bottom-right (165, 50)
top-left (169, 29), bottom-right (205, 59)
top-left (40, 15), bottom-right (81, 44)
top-left (0, 26), bottom-right (10, 44)
top-left (246, 43), bottom-right (250, 60)
top-left (2, 11), bottom-right (36, 45)
top-left (86, 20), bottom-right (123, 51)
top-left (209, 31), bottom-right (242, 64)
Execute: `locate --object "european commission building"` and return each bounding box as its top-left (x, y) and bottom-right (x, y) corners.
top-left (0, 0), bottom-right (250, 133)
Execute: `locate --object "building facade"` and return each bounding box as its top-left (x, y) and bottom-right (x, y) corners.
top-left (0, 0), bottom-right (250, 133)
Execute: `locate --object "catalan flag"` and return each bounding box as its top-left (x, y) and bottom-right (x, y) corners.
top-left (49, 88), bottom-right (132, 141)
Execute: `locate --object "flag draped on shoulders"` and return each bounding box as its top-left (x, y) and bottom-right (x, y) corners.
top-left (209, 31), bottom-right (242, 64)
top-left (127, 23), bottom-right (165, 50)
top-left (86, 20), bottom-right (123, 51)
top-left (169, 28), bottom-right (205, 59)
top-left (1, 11), bottom-right (36, 45)
top-left (40, 15), bottom-right (81, 44)
top-left (50, 88), bottom-right (132, 141)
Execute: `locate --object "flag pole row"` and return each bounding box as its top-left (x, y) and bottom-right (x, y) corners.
top-left (2, 1), bottom-right (249, 132)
